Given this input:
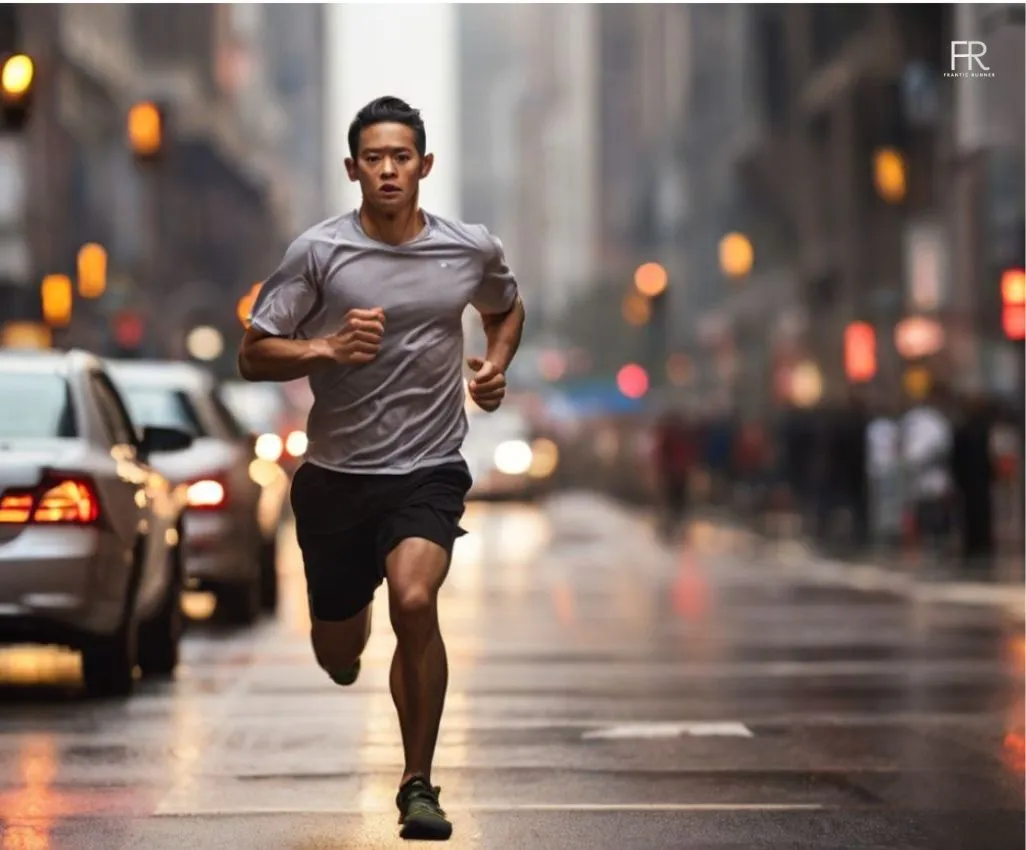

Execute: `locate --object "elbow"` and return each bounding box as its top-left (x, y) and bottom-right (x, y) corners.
top-left (237, 347), bottom-right (261, 382)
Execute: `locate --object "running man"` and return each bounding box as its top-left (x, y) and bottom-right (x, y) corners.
top-left (238, 96), bottom-right (525, 840)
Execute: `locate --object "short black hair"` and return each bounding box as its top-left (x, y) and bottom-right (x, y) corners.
top-left (347, 96), bottom-right (426, 159)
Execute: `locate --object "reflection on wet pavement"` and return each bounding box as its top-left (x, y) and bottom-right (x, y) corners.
top-left (0, 494), bottom-right (1022, 849)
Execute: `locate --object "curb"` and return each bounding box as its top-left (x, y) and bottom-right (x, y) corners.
top-left (708, 518), bottom-right (1025, 622)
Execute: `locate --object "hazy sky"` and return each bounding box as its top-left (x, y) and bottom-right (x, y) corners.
top-left (327, 4), bottom-right (459, 218)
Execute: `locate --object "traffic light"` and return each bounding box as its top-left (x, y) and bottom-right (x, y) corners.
top-left (127, 101), bottom-right (163, 160)
top-left (718, 233), bottom-right (754, 279)
top-left (77, 243), bottom-right (107, 299)
top-left (1001, 268), bottom-right (1025, 341)
top-left (1, 53), bottom-right (34, 131)
top-left (617, 363), bottom-right (649, 399)
top-left (844, 321), bottom-right (876, 382)
top-left (633, 262), bottom-right (668, 298)
top-left (41, 274), bottom-right (72, 327)
top-left (873, 147), bottom-right (907, 204)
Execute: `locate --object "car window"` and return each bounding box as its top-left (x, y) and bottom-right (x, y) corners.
top-left (209, 389), bottom-right (249, 440)
top-left (120, 386), bottom-right (207, 437)
top-left (90, 373), bottom-right (138, 446)
top-left (0, 372), bottom-right (76, 438)
top-left (220, 383), bottom-right (283, 434)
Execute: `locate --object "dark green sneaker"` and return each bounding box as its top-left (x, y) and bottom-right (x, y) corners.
top-left (327, 658), bottom-right (361, 686)
top-left (396, 776), bottom-right (452, 841)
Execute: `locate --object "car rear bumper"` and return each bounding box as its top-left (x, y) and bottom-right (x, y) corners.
top-left (0, 526), bottom-right (124, 643)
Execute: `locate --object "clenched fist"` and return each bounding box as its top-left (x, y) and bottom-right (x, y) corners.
top-left (324, 308), bottom-right (385, 365)
top-left (466, 356), bottom-right (507, 412)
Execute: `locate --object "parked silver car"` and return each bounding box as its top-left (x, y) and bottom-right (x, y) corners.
top-left (107, 360), bottom-right (288, 624)
top-left (0, 350), bottom-right (192, 697)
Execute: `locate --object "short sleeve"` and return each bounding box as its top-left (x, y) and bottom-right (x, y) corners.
top-left (471, 232), bottom-right (519, 315)
top-left (249, 235), bottom-right (319, 339)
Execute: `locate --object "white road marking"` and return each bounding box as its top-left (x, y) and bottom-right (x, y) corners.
top-left (581, 722), bottom-right (753, 740)
top-left (155, 802), bottom-right (824, 816)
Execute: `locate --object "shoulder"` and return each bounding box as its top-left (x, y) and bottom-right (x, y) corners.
top-left (282, 213), bottom-right (353, 271)
top-left (426, 213), bottom-right (503, 261)
top-left (292, 213), bottom-right (352, 252)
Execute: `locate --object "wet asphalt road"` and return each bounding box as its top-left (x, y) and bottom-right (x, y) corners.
top-left (0, 493), bottom-right (1022, 849)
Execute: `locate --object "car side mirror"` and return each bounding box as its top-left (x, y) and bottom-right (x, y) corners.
top-left (140, 425), bottom-right (194, 459)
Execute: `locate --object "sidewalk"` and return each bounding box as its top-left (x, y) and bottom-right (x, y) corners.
top-left (687, 510), bottom-right (1025, 622)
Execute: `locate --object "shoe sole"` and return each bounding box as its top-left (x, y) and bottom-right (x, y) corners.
top-left (399, 817), bottom-right (452, 841)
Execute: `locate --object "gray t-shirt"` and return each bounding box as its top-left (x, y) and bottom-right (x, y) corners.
top-left (249, 210), bottom-right (519, 475)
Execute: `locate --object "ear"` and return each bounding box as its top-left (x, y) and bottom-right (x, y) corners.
top-left (344, 157), bottom-right (358, 182)
top-left (419, 152), bottom-right (434, 180)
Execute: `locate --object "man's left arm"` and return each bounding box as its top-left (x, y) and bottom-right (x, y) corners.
top-left (480, 296), bottom-right (525, 374)
top-left (471, 233), bottom-right (524, 375)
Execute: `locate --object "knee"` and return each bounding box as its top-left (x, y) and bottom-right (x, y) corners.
top-left (389, 584), bottom-right (437, 640)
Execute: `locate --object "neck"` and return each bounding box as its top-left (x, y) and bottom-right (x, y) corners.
top-left (359, 199), bottom-right (426, 246)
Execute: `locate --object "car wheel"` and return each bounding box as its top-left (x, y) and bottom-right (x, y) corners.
top-left (138, 537), bottom-right (184, 677)
top-left (259, 537), bottom-right (279, 614)
top-left (81, 618), bottom-right (138, 698)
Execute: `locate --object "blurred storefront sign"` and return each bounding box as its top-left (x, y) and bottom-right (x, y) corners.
top-left (0, 137), bottom-right (26, 228)
top-left (0, 237), bottom-right (29, 283)
top-left (894, 315), bottom-right (946, 360)
top-left (903, 218), bottom-right (948, 311)
top-left (0, 136), bottom-right (28, 284)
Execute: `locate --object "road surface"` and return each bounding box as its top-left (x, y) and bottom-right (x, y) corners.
top-left (0, 493), bottom-right (1022, 848)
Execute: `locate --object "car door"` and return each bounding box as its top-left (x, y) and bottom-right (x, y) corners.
top-left (88, 371), bottom-right (168, 612)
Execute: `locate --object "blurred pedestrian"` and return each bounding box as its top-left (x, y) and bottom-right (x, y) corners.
top-left (952, 393), bottom-right (995, 572)
top-left (238, 96), bottom-right (526, 840)
top-left (866, 403), bottom-right (902, 549)
top-left (901, 385), bottom-right (955, 561)
top-left (653, 409), bottom-right (694, 537)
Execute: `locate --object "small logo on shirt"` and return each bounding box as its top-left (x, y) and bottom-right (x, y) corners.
top-left (439, 262), bottom-right (450, 268)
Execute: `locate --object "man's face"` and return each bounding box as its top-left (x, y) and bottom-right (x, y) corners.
top-left (345, 122), bottom-right (433, 209)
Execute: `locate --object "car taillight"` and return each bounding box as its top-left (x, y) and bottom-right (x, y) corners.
top-left (186, 477), bottom-right (227, 510)
top-left (0, 475), bottom-right (101, 525)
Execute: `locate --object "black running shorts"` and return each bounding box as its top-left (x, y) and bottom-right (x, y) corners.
top-left (290, 459), bottom-right (472, 622)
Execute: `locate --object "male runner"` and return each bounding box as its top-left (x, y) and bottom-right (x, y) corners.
top-left (238, 96), bottom-right (525, 840)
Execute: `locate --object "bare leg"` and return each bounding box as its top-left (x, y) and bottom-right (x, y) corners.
top-left (386, 538), bottom-right (450, 785)
top-left (310, 602), bottom-right (372, 679)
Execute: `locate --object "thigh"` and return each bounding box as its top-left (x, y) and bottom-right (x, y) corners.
top-left (291, 462), bottom-right (386, 622)
top-left (378, 461), bottom-right (472, 584)
top-left (299, 523), bottom-right (384, 622)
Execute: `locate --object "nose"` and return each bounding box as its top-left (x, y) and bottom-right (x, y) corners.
top-left (380, 156), bottom-right (398, 178)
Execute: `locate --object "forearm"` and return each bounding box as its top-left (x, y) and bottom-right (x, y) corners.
top-left (238, 332), bottom-right (331, 382)
top-left (482, 297), bottom-right (525, 373)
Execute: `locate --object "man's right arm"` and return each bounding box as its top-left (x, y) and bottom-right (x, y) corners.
top-left (238, 329), bottom-right (335, 382)
top-left (239, 234), bottom-right (385, 382)
top-left (238, 233), bottom-right (325, 383)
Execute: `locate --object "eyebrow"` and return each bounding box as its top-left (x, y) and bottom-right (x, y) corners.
top-left (361, 146), bottom-right (413, 155)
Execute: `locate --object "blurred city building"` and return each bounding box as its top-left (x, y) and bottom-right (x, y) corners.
top-left (456, 4), bottom-right (1023, 418)
top-left (458, 3), bottom-right (600, 332)
top-left (729, 4), bottom-right (1025, 412)
top-left (0, 3), bottom-right (327, 374)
